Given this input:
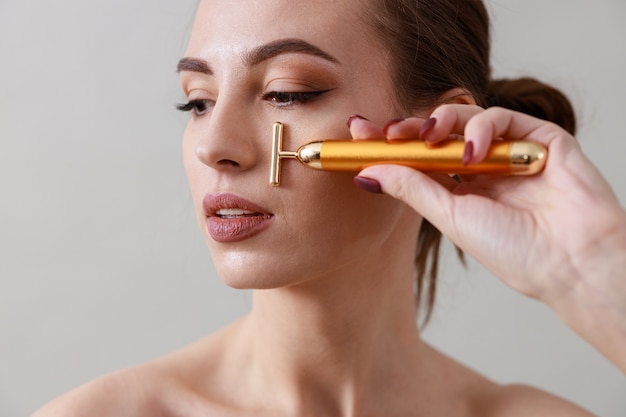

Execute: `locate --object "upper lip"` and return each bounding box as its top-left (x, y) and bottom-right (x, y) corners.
top-left (202, 193), bottom-right (273, 218)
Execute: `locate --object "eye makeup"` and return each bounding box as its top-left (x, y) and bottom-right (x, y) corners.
top-left (176, 99), bottom-right (212, 116)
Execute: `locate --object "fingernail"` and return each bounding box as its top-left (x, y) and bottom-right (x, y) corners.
top-left (463, 140), bottom-right (474, 165)
top-left (419, 117), bottom-right (437, 139)
top-left (382, 118), bottom-right (405, 136)
top-left (354, 176), bottom-right (383, 194)
top-left (346, 114), bottom-right (368, 128)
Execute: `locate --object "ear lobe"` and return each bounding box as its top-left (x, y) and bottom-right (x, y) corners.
top-left (440, 87), bottom-right (477, 105)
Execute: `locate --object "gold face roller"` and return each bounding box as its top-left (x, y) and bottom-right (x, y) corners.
top-left (269, 122), bottom-right (547, 186)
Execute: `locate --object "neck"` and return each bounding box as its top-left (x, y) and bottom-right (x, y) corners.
top-left (236, 223), bottom-right (430, 415)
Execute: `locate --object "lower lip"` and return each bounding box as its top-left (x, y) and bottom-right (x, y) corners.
top-left (206, 214), bottom-right (274, 243)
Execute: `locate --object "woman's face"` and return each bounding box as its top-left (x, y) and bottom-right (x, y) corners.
top-left (180, 0), bottom-right (420, 288)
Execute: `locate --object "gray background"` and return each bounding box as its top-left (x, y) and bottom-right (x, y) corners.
top-left (1, 1), bottom-right (625, 415)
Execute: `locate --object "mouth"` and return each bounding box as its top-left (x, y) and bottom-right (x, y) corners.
top-left (214, 208), bottom-right (264, 219)
top-left (203, 193), bottom-right (274, 243)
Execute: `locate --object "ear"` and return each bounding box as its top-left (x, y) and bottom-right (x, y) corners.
top-left (440, 87), bottom-right (476, 105)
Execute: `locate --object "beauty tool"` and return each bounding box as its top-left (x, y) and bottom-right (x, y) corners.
top-left (269, 122), bottom-right (546, 186)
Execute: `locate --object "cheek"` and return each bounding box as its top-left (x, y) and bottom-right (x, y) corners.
top-left (181, 131), bottom-right (207, 225)
top-left (295, 172), bottom-right (408, 257)
top-left (181, 125), bottom-right (205, 193)
top-left (181, 126), bottom-right (193, 176)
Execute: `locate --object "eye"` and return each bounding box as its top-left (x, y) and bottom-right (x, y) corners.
top-left (262, 90), bottom-right (330, 108)
top-left (176, 99), bottom-right (213, 117)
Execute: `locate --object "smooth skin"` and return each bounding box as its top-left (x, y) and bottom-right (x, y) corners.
top-left (32, 0), bottom-right (622, 416)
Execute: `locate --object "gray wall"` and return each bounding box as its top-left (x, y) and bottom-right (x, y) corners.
top-left (1, 1), bottom-right (624, 415)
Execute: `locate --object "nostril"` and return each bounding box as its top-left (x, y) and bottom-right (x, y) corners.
top-left (217, 159), bottom-right (240, 167)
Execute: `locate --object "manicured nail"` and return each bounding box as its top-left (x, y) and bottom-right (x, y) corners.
top-left (346, 114), bottom-right (368, 128)
top-left (463, 140), bottom-right (474, 165)
top-left (354, 176), bottom-right (383, 194)
top-left (382, 118), bottom-right (405, 136)
top-left (419, 117), bottom-right (437, 139)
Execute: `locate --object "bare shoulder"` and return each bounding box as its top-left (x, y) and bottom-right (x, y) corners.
top-left (423, 345), bottom-right (595, 417)
top-left (30, 365), bottom-right (167, 417)
top-left (31, 324), bottom-right (241, 417)
top-left (30, 356), bottom-right (222, 417)
top-left (474, 383), bottom-right (597, 417)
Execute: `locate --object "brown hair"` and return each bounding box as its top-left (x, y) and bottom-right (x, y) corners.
top-left (363, 0), bottom-right (577, 324)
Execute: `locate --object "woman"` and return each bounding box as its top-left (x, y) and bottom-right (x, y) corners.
top-left (34, 0), bottom-right (626, 416)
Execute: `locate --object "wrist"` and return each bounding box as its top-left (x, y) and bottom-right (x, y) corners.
top-left (547, 209), bottom-right (626, 372)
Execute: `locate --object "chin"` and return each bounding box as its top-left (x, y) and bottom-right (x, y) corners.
top-left (219, 273), bottom-right (279, 290)
top-left (210, 251), bottom-right (301, 290)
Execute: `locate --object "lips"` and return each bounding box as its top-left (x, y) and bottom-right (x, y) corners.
top-left (203, 193), bottom-right (274, 243)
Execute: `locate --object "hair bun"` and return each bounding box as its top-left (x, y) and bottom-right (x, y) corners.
top-left (486, 77), bottom-right (576, 135)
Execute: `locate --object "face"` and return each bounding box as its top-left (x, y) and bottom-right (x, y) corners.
top-left (180, 0), bottom-right (421, 289)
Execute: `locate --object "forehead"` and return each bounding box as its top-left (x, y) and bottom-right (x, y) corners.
top-left (185, 0), bottom-right (377, 63)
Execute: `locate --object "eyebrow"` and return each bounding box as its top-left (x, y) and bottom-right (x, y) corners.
top-left (177, 38), bottom-right (340, 74)
top-left (244, 38), bottom-right (340, 66)
top-left (177, 57), bottom-right (212, 74)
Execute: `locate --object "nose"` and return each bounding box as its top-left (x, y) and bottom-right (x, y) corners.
top-left (193, 99), bottom-right (260, 173)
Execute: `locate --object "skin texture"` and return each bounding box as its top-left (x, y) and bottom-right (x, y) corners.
top-left (32, 0), bottom-right (626, 416)
top-left (180, 0), bottom-right (414, 291)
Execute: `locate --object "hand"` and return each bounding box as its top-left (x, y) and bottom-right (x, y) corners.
top-left (350, 105), bottom-right (626, 372)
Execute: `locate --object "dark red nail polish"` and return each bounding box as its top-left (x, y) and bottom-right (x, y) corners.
top-left (346, 114), bottom-right (368, 128)
top-left (354, 176), bottom-right (383, 194)
top-left (382, 118), bottom-right (405, 136)
top-left (463, 140), bottom-right (474, 165)
top-left (419, 117), bottom-right (437, 139)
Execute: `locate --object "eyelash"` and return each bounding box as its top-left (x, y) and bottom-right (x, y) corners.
top-left (176, 99), bottom-right (212, 117)
top-left (261, 90), bottom-right (330, 108)
top-left (176, 90), bottom-right (330, 116)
